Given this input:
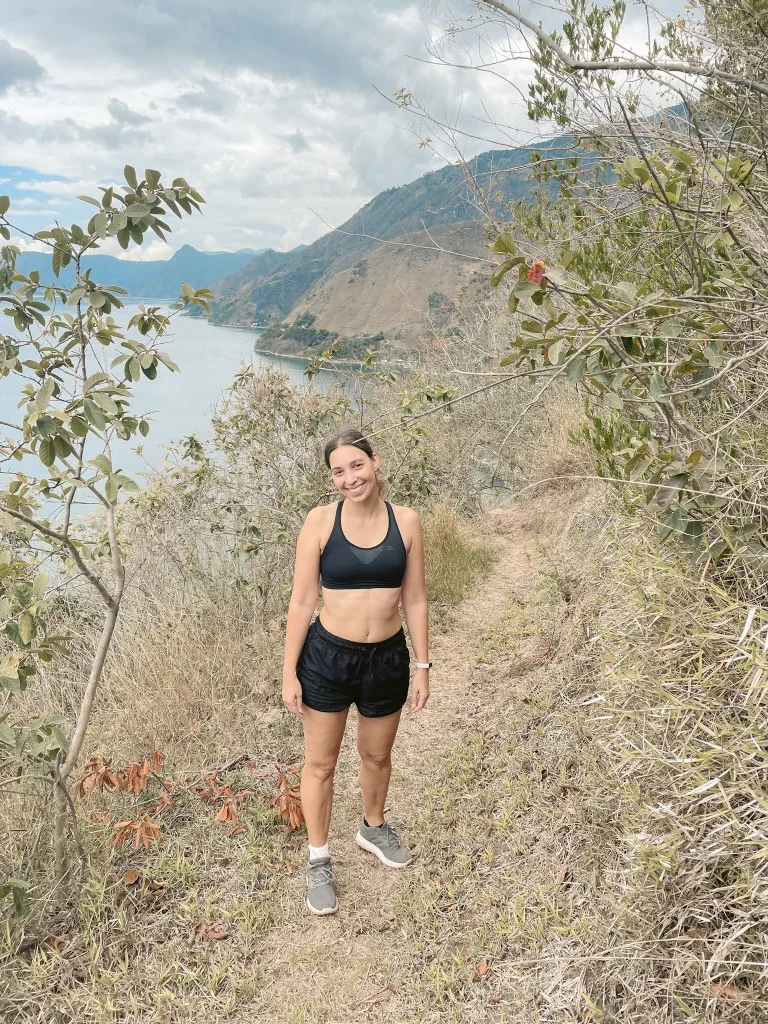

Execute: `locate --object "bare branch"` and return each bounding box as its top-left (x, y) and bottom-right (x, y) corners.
top-left (478, 0), bottom-right (768, 97)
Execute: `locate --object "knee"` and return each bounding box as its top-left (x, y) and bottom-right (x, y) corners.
top-left (358, 748), bottom-right (391, 771)
top-left (303, 758), bottom-right (337, 783)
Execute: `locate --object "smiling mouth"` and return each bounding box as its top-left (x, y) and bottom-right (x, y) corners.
top-left (347, 483), bottom-right (366, 495)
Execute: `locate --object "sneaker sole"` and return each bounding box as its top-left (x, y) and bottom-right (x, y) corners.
top-left (306, 897), bottom-right (339, 916)
top-left (355, 831), bottom-right (412, 869)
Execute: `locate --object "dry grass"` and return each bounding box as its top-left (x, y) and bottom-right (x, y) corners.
top-left (423, 506), bottom-right (496, 613)
top-left (0, 482), bottom-right (500, 1022)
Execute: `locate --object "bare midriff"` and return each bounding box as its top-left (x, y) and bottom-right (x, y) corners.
top-left (319, 586), bottom-right (402, 643)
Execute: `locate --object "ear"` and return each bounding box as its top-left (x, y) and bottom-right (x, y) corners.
top-left (372, 451), bottom-right (381, 471)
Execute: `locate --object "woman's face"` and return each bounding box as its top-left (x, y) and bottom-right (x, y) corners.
top-left (328, 444), bottom-right (380, 502)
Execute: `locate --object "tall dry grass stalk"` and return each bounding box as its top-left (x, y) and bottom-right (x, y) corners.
top-left (543, 508), bottom-right (768, 1020)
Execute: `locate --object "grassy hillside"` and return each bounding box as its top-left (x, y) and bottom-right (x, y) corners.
top-left (210, 139), bottom-right (572, 328)
top-left (255, 222), bottom-right (489, 356)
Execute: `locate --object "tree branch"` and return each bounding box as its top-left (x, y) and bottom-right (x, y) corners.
top-left (0, 505), bottom-right (114, 607)
top-left (478, 0), bottom-right (768, 98)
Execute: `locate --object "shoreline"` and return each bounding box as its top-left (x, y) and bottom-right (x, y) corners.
top-left (252, 347), bottom-right (381, 370)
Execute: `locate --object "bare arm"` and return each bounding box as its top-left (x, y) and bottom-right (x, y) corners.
top-left (400, 509), bottom-right (429, 713)
top-left (282, 509), bottom-right (323, 717)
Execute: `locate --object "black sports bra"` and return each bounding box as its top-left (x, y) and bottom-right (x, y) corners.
top-left (320, 500), bottom-right (407, 590)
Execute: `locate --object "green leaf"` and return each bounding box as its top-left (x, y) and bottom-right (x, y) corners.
top-left (53, 435), bottom-right (72, 459)
top-left (70, 416), bottom-right (88, 438)
top-left (0, 196), bottom-right (10, 215)
top-left (38, 436), bottom-right (56, 467)
top-left (660, 319), bottom-right (683, 339)
top-left (490, 257), bottom-right (523, 287)
top-left (565, 354), bottom-right (585, 382)
top-left (18, 611), bottom-right (34, 646)
top-left (139, 419), bottom-right (150, 437)
top-left (155, 351), bottom-right (180, 373)
top-left (491, 231), bottom-right (517, 256)
top-left (13, 885), bottom-right (30, 917)
top-left (649, 374), bottom-right (670, 402)
top-left (91, 392), bottom-right (119, 416)
top-left (659, 505), bottom-right (688, 541)
top-left (513, 280), bottom-right (541, 301)
top-left (114, 473), bottom-right (139, 493)
top-left (35, 378), bottom-right (55, 412)
top-left (105, 476), bottom-right (118, 504)
top-left (547, 340), bottom-right (563, 365)
top-left (84, 372), bottom-right (110, 393)
top-left (141, 362), bottom-right (158, 380)
top-left (124, 165), bottom-right (138, 189)
top-left (602, 391), bottom-right (624, 411)
top-left (89, 454), bottom-right (112, 475)
top-left (35, 415), bottom-right (57, 438)
top-left (83, 399), bottom-right (106, 430)
top-left (507, 293), bottom-right (519, 314)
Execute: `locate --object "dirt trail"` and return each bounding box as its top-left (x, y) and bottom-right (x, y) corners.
top-left (248, 498), bottom-right (571, 1023)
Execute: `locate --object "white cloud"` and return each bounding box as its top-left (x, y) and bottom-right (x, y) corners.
top-left (0, 2), bottom-right (545, 252)
top-left (16, 178), bottom-right (100, 195)
top-left (8, 234), bottom-right (48, 252)
top-left (118, 239), bottom-right (174, 261)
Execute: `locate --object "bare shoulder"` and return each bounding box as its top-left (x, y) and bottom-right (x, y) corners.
top-left (303, 501), bottom-right (337, 546)
top-left (390, 503), bottom-right (422, 542)
top-left (390, 502), bottom-right (420, 519)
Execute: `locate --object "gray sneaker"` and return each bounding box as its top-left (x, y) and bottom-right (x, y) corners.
top-left (355, 820), bottom-right (412, 868)
top-left (306, 856), bottom-right (339, 916)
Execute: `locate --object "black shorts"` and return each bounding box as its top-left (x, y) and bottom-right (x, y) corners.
top-left (297, 617), bottom-right (410, 718)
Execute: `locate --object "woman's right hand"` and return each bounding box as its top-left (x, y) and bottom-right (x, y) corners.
top-left (282, 674), bottom-right (305, 718)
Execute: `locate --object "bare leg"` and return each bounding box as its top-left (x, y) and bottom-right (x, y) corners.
top-left (356, 710), bottom-right (402, 827)
top-left (301, 707), bottom-right (348, 847)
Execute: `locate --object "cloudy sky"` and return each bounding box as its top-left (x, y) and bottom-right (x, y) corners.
top-left (0, 1), bottom-right (550, 258)
top-left (0, 1), bottom-right (669, 260)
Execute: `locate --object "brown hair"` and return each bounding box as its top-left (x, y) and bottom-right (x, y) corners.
top-left (323, 427), bottom-right (387, 497)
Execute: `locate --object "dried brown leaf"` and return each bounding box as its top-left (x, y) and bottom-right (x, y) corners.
top-left (709, 983), bottom-right (757, 1004)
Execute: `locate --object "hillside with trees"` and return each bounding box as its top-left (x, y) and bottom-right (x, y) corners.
top-left (209, 141), bottom-right (572, 330)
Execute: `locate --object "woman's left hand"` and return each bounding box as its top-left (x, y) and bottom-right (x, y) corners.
top-left (409, 669), bottom-right (430, 713)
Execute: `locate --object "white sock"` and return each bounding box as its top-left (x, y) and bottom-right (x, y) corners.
top-left (308, 842), bottom-right (330, 862)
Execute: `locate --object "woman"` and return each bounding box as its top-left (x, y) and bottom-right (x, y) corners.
top-left (282, 427), bottom-right (430, 915)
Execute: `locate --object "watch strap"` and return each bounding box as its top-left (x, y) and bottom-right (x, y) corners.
top-left (414, 661), bottom-right (432, 669)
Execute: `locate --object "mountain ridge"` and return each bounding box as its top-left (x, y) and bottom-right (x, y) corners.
top-left (15, 245), bottom-right (261, 299)
top-left (210, 137), bottom-right (574, 329)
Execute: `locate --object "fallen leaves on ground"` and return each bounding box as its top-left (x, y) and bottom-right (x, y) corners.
top-left (269, 772), bottom-right (305, 832)
top-left (473, 960), bottom-right (490, 981)
top-left (189, 923), bottom-right (231, 945)
top-left (113, 815), bottom-right (162, 850)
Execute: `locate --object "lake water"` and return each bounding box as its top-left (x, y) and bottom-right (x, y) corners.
top-left (0, 302), bottom-right (333, 491)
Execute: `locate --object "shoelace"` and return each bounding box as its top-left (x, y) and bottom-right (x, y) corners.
top-left (307, 861), bottom-right (335, 888)
top-left (376, 823), bottom-right (401, 848)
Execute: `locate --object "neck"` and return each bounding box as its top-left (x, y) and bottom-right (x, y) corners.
top-left (343, 493), bottom-right (383, 516)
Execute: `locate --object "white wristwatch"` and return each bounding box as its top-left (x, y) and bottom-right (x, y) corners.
top-left (414, 661), bottom-right (432, 670)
